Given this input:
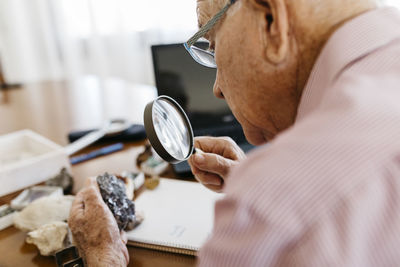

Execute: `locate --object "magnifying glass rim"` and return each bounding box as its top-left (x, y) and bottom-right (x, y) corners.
top-left (144, 95), bottom-right (194, 164)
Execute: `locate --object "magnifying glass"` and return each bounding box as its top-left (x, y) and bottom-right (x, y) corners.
top-left (143, 96), bottom-right (195, 164)
top-left (65, 119), bottom-right (130, 156)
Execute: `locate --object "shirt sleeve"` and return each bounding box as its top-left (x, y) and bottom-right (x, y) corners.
top-left (198, 157), bottom-right (400, 267)
top-left (198, 194), bottom-right (294, 266)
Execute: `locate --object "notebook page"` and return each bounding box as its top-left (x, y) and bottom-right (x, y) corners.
top-left (127, 178), bottom-right (222, 250)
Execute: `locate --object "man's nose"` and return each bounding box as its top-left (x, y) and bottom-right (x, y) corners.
top-left (213, 76), bottom-right (224, 99)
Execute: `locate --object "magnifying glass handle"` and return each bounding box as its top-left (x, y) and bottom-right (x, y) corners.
top-left (65, 129), bottom-right (107, 156)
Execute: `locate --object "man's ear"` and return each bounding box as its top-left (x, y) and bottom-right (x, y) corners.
top-left (250, 0), bottom-right (290, 64)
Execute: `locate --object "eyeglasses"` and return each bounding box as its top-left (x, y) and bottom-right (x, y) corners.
top-left (183, 0), bottom-right (237, 68)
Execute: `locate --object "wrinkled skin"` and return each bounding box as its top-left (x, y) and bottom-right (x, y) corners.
top-left (69, 177), bottom-right (128, 267)
top-left (188, 136), bottom-right (246, 192)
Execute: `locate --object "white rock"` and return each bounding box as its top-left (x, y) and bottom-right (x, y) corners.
top-left (26, 221), bottom-right (68, 256)
top-left (13, 195), bottom-right (74, 231)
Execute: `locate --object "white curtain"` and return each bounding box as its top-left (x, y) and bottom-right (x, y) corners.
top-left (385, 0), bottom-right (400, 8)
top-left (0, 0), bottom-right (198, 85)
top-left (1, 1), bottom-right (399, 85)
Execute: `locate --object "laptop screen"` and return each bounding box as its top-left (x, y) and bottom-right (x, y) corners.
top-left (151, 43), bottom-right (240, 130)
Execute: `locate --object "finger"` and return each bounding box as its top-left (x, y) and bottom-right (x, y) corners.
top-left (69, 192), bottom-right (85, 227)
top-left (204, 183), bottom-right (224, 193)
top-left (70, 191), bottom-right (84, 216)
top-left (189, 158), bottom-right (224, 192)
top-left (120, 230), bottom-right (128, 244)
top-left (194, 136), bottom-right (245, 160)
top-left (189, 155), bottom-right (222, 185)
top-left (118, 231), bottom-right (129, 265)
top-left (191, 165), bottom-right (223, 186)
top-left (80, 186), bottom-right (119, 230)
top-left (82, 176), bottom-right (102, 201)
top-left (192, 151), bottom-right (234, 177)
top-left (187, 154), bottom-right (198, 173)
top-left (81, 186), bottom-right (105, 210)
top-left (189, 150), bottom-right (230, 181)
top-left (84, 176), bottom-right (98, 188)
top-left (121, 245), bottom-right (130, 265)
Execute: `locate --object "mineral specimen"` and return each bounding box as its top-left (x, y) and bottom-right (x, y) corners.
top-left (97, 173), bottom-right (136, 231)
top-left (26, 221), bottom-right (69, 256)
top-left (13, 195), bottom-right (75, 232)
top-left (0, 205), bottom-right (14, 217)
top-left (140, 156), bottom-right (169, 176)
top-left (136, 144), bottom-right (152, 168)
top-left (121, 171), bottom-right (145, 191)
top-left (11, 186), bottom-right (63, 210)
top-left (115, 175), bottom-right (135, 200)
top-left (0, 205), bottom-right (16, 231)
top-left (45, 168), bottom-right (74, 194)
top-left (144, 176), bottom-right (160, 190)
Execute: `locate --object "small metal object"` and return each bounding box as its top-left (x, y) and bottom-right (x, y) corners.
top-left (63, 258), bottom-right (84, 267)
top-left (55, 246), bottom-right (83, 267)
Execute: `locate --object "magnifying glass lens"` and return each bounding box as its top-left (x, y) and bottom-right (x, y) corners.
top-left (144, 96), bottom-right (194, 163)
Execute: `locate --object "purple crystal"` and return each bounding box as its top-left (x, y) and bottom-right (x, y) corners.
top-left (97, 173), bottom-right (136, 230)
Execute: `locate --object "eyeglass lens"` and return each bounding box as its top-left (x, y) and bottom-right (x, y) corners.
top-left (189, 46), bottom-right (216, 68)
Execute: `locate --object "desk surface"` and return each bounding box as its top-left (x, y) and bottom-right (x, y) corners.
top-left (0, 77), bottom-right (197, 267)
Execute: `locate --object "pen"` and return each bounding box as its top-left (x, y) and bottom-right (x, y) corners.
top-left (70, 143), bottom-right (124, 165)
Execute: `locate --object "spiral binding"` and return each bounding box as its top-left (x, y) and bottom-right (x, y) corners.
top-left (128, 240), bottom-right (198, 256)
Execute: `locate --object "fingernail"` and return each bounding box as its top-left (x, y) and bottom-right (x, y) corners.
top-left (195, 154), bottom-right (205, 164)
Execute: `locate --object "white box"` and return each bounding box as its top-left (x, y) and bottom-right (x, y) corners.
top-left (0, 130), bottom-right (70, 197)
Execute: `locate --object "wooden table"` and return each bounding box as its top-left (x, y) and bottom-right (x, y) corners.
top-left (0, 76), bottom-right (197, 267)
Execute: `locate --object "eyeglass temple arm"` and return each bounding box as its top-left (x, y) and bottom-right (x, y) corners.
top-left (186, 1), bottom-right (235, 47)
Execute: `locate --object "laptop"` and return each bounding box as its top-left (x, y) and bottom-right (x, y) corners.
top-left (151, 42), bottom-right (253, 175)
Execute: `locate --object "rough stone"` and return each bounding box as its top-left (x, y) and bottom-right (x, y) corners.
top-left (97, 173), bottom-right (136, 231)
top-left (13, 195), bottom-right (75, 232)
top-left (115, 175), bottom-right (134, 200)
top-left (26, 221), bottom-right (69, 256)
top-left (45, 168), bottom-right (74, 194)
top-left (136, 144), bottom-right (152, 168)
top-left (144, 176), bottom-right (160, 190)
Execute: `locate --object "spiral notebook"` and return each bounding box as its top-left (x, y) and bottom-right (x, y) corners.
top-left (126, 178), bottom-right (222, 256)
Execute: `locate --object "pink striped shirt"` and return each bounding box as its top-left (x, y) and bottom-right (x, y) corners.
top-left (199, 7), bottom-right (400, 266)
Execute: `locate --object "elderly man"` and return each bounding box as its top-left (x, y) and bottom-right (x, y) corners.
top-left (69, 0), bottom-right (400, 265)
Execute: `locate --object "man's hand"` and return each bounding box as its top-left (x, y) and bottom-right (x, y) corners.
top-left (69, 177), bottom-right (129, 267)
top-left (188, 136), bottom-right (246, 192)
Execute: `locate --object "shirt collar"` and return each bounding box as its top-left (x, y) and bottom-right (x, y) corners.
top-left (296, 7), bottom-right (400, 121)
